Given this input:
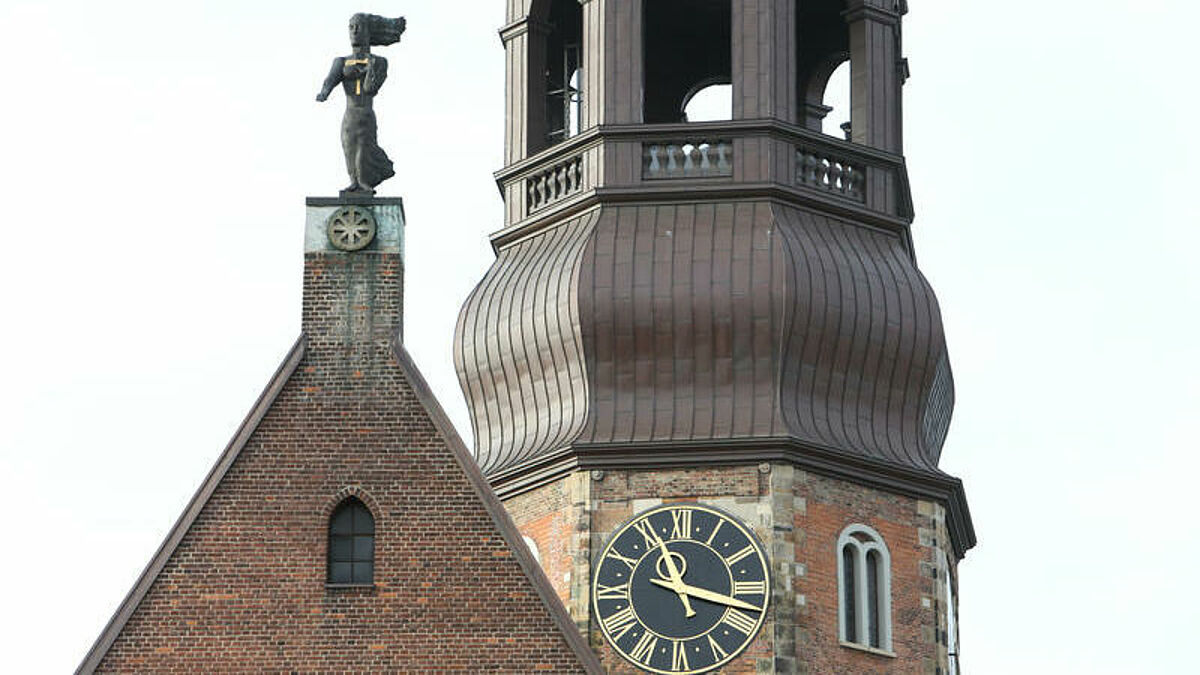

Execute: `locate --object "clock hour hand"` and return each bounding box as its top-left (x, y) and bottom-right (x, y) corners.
top-left (654, 537), bottom-right (696, 617)
top-left (648, 578), bottom-right (763, 612)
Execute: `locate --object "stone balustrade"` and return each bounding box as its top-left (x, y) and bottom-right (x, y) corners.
top-left (796, 147), bottom-right (865, 203)
top-left (526, 153), bottom-right (585, 213)
top-left (643, 140), bottom-right (733, 179)
top-left (496, 121), bottom-right (912, 233)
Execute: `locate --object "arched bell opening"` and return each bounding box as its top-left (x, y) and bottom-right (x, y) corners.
top-left (644, 0), bottom-right (732, 124)
top-left (522, 0), bottom-right (583, 155)
top-left (681, 80), bottom-right (733, 122)
top-left (796, 0), bottom-right (850, 134)
top-left (820, 60), bottom-right (851, 138)
top-left (545, 0), bottom-right (583, 145)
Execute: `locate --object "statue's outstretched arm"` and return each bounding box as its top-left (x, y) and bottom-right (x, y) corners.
top-left (316, 57), bottom-right (345, 102)
top-left (364, 56), bottom-right (388, 96)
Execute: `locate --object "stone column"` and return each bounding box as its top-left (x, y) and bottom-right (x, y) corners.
top-left (846, 0), bottom-right (903, 153)
top-left (501, 17), bottom-right (553, 164)
top-left (732, 0), bottom-right (798, 122)
top-left (579, 0), bottom-right (644, 127)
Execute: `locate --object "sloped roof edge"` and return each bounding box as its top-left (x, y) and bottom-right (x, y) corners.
top-left (77, 333), bottom-right (602, 674)
top-left (77, 335), bottom-right (307, 674)
top-left (389, 336), bottom-right (603, 674)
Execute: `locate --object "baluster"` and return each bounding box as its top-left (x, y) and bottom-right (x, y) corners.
top-left (800, 151), bottom-right (816, 184)
top-left (666, 145), bottom-right (679, 177)
top-left (647, 145), bottom-right (661, 177)
top-left (698, 143), bottom-right (712, 174)
top-left (816, 158), bottom-right (830, 188)
top-left (827, 161), bottom-right (843, 192)
top-left (682, 144), bottom-right (695, 176)
top-left (556, 165), bottom-right (566, 199)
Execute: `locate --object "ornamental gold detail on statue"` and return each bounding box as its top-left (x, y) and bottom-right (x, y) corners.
top-left (592, 504), bottom-right (770, 674)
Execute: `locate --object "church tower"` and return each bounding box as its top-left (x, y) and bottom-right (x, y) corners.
top-left (454, 1), bottom-right (975, 672)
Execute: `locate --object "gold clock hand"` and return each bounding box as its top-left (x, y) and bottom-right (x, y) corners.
top-left (654, 536), bottom-right (696, 617)
top-left (648, 578), bottom-right (763, 612)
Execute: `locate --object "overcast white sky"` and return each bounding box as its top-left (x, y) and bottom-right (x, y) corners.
top-left (1, 1), bottom-right (1197, 673)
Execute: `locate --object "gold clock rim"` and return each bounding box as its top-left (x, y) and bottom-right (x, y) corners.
top-left (591, 502), bottom-right (771, 675)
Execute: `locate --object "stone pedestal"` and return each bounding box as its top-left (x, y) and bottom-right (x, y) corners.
top-left (302, 196), bottom-right (406, 370)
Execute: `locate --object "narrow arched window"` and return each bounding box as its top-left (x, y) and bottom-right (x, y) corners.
top-left (837, 524), bottom-right (892, 652)
top-left (328, 498), bottom-right (375, 585)
top-left (945, 554), bottom-right (959, 674)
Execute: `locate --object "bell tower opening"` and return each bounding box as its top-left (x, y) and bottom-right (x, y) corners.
top-left (644, 0), bottom-right (732, 124)
top-left (545, 0), bottom-right (583, 145)
top-left (682, 83), bottom-right (733, 122)
top-left (797, 0), bottom-right (907, 151)
top-left (821, 60), bottom-right (850, 137)
top-left (797, 0), bottom-right (850, 134)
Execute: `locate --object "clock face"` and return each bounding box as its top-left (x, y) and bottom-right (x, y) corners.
top-left (592, 503), bottom-right (770, 674)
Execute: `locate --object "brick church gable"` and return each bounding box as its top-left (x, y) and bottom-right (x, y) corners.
top-left (79, 332), bottom-right (601, 673)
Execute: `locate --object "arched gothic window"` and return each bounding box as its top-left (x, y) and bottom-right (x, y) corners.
top-left (328, 498), bottom-right (375, 585)
top-left (837, 524), bottom-right (892, 652)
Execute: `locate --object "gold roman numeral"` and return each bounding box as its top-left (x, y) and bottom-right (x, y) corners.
top-left (672, 640), bottom-right (690, 670)
top-left (630, 632), bottom-right (657, 664)
top-left (707, 634), bottom-right (729, 660)
top-left (705, 519), bottom-right (723, 546)
top-left (722, 608), bottom-right (759, 635)
top-left (602, 606), bottom-right (637, 641)
top-left (670, 508), bottom-right (694, 540)
top-left (734, 580), bottom-right (767, 596)
top-left (596, 582), bottom-right (629, 601)
top-left (633, 519), bottom-right (663, 549)
top-left (725, 545), bottom-right (755, 565)
top-left (607, 550), bottom-right (638, 569)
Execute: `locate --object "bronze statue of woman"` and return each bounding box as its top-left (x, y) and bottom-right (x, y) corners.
top-left (316, 14), bottom-right (406, 195)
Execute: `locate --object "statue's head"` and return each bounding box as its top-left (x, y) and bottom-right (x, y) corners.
top-left (349, 13), bottom-right (370, 47)
top-left (349, 13), bottom-right (406, 49)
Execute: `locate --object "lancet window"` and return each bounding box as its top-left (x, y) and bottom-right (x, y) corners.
top-left (327, 498), bottom-right (375, 585)
top-left (837, 523), bottom-right (893, 652)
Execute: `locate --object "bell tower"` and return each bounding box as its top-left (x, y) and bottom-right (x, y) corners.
top-left (457, 0), bottom-right (974, 672)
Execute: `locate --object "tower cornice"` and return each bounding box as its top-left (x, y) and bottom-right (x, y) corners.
top-left (483, 438), bottom-right (976, 560)
top-left (498, 17), bottom-right (552, 44)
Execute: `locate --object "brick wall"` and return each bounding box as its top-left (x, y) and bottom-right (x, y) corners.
top-left (93, 241), bottom-right (589, 672)
top-left (504, 464), bottom-right (958, 674)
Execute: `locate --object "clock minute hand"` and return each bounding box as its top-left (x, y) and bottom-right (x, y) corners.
top-left (648, 578), bottom-right (763, 612)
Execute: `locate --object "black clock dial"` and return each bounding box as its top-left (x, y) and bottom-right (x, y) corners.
top-left (592, 504), bottom-right (770, 674)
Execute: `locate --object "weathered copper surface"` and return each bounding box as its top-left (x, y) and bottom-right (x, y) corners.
top-left (454, 200), bottom-right (953, 478)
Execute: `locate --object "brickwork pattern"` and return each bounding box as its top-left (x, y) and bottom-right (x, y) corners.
top-left (95, 249), bottom-right (587, 672)
top-left (504, 464), bottom-right (957, 674)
